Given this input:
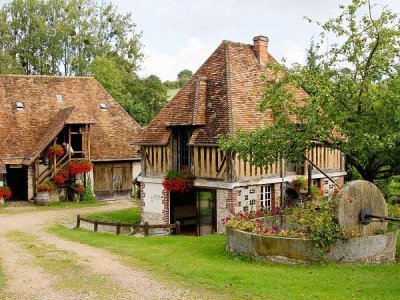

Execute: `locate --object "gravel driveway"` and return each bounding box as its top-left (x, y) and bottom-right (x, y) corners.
top-left (0, 200), bottom-right (191, 299)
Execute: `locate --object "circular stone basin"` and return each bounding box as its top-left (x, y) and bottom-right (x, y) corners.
top-left (226, 227), bottom-right (398, 264)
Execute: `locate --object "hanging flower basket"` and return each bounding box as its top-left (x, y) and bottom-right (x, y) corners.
top-left (291, 177), bottom-right (308, 192)
top-left (67, 160), bottom-right (93, 175)
top-left (53, 169), bottom-right (70, 185)
top-left (47, 144), bottom-right (65, 158)
top-left (163, 168), bottom-right (195, 193)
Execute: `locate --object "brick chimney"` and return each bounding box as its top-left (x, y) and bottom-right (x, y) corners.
top-left (253, 35), bottom-right (269, 63)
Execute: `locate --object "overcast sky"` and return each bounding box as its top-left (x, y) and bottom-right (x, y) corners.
top-left (1, 0), bottom-right (400, 81)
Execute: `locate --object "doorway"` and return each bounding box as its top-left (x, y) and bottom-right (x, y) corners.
top-left (6, 166), bottom-right (28, 200)
top-left (170, 189), bottom-right (216, 236)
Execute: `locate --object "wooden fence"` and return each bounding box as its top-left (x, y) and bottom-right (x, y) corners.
top-left (76, 214), bottom-right (181, 236)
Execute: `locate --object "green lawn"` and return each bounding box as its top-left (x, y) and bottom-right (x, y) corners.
top-left (167, 88), bottom-right (180, 100)
top-left (84, 208), bottom-right (141, 224)
top-left (50, 227), bottom-right (400, 299)
top-left (0, 262), bottom-right (4, 290)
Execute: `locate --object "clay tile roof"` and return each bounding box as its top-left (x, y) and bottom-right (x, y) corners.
top-left (0, 75), bottom-right (142, 164)
top-left (136, 39), bottom-right (308, 146)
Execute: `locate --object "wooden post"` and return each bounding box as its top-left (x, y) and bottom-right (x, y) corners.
top-left (94, 220), bottom-right (98, 232)
top-left (175, 221), bottom-right (181, 235)
top-left (307, 163), bottom-right (312, 197)
top-left (76, 214), bottom-right (80, 228)
top-left (116, 223), bottom-right (121, 235)
top-left (144, 222), bottom-right (149, 236)
top-left (68, 126), bottom-right (72, 161)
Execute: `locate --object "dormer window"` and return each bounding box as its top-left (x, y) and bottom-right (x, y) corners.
top-left (56, 94), bottom-right (63, 102)
top-left (16, 102), bottom-right (24, 110)
top-left (99, 103), bottom-right (107, 110)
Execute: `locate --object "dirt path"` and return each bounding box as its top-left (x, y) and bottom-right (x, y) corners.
top-left (0, 200), bottom-right (192, 299)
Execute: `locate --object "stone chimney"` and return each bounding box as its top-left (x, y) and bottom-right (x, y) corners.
top-left (253, 35), bottom-right (269, 63)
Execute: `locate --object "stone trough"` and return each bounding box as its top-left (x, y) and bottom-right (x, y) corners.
top-left (226, 181), bottom-right (398, 264)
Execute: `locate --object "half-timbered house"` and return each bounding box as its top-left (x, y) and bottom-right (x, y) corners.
top-left (0, 75), bottom-right (141, 201)
top-left (137, 36), bottom-right (346, 235)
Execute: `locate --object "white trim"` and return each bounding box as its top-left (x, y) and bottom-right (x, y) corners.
top-left (138, 171), bottom-right (347, 189)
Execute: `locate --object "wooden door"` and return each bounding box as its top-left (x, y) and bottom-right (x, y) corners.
top-left (94, 162), bottom-right (132, 200)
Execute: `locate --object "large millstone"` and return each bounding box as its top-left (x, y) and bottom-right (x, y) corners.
top-left (336, 180), bottom-right (387, 237)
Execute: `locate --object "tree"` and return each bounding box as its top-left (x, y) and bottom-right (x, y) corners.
top-left (129, 75), bottom-right (168, 126)
top-left (177, 69), bottom-right (193, 87)
top-left (220, 0), bottom-right (400, 182)
top-left (0, 0), bottom-right (142, 76)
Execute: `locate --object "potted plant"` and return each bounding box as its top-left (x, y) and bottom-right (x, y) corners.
top-left (70, 183), bottom-right (85, 202)
top-left (162, 167), bottom-right (195, 193)
top-left (47, 144), bottom-right (65, 158)
top-left (0, 186), bottom-right (12, 206)
top-left (291, 177), bottom-right (308, 193)
top-left (36, 182), bottom-right (52, 205)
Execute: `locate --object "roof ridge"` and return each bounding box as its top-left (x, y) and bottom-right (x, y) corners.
top-left (0, 74), bottom-right (95, 79)
top-left (224, 43), bottom-right (233, 134)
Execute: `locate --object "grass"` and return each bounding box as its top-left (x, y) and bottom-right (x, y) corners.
top-left (84, 208), bottom-right (141, 224)
top-left (6, 231), bottom-right (128, 298)
top-left (0, 261), bottom-right (4, 291)
top-left (167, 88), bottom-right (180, 100)
top-left (50, 226), bottom-right (400, 299)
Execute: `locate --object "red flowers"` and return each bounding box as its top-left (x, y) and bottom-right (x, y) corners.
top-left (53, 169), bottom-right (70, 185)
top-left (67, 160), bottom-right (93, 175)
top-left (37, 183), bottom-right (52, 192)
top-left (163, 168), bottom-right (195, 193)
top-left (48, 144), bottom-right (65, 158)
top-left (0, 186), bottom-right (12, 199)
top-left (71, 183), bottom-right (85, 194)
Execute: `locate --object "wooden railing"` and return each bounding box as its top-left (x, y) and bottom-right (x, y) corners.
top-left (76, 214), bottom-right (181, 236)
top-left (37, 153), bottom-right (70, 185)
top-left (234, 157), bottom-right (281, 179)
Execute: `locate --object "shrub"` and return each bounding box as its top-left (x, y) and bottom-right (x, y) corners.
top-left (71, 183), bottom-right (85, 195)
top-left (82, 177), bottom-right (95, 202)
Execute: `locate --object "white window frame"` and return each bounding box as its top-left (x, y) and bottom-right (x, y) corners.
top-left (260, 185), bottom-right (272, 210)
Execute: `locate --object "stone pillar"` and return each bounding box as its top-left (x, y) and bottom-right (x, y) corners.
top-left (27, 166), bottom-right (35, 200)
top-left (272, 183), bottom-right (281, 208)
top-left (217, 189), bottom-right (232, 233)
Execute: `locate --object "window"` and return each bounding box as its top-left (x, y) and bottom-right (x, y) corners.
top-left (16, 102), bottom-right (24, 110)
top-left (56, 94), bottom-right (63, 102)
top-left (260, 185), bottom-right (272, 210)
top-left (178, 129), bottom-right (192, 169)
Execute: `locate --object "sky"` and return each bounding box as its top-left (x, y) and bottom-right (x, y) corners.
top-left (111, 0), bottom-right (400, 81)
top-left (1, 0), bottom-right (400, 81)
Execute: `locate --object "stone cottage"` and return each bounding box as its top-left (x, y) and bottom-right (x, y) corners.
top-left (0, 75), bottom-right (141, 201)
top-left (136, 36), bottom-right (346, 235)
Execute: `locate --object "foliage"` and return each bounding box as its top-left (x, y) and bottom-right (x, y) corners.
top-left (85, 207), bottom-right (141, 224)
top-left (47, 144), bottom-right (65, 158)
top-left (163, 167), bottom-right (195, 193)
top-left (177, 69), bottom-right (193, 87)
top-left (67, 160), bottom-right (93, 175)
top-left (128, 75), bottom-right (168, 126)
top-left (0, 0), bottom-right (142, 76)
top-left (219, 0), bottom-right (400, 182)
top-left (0, 186), bottom-right (12, 199)
top-left (37, 182), bottom-right (52, 192)
top-left (71, 183), bottom-right (84, 195)
top-left (51, 226), bottom-right (400, 299)
top-left (81, 177), bottom-right (95, 202)
top-left (387, 203), bottom-right (400, 219)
